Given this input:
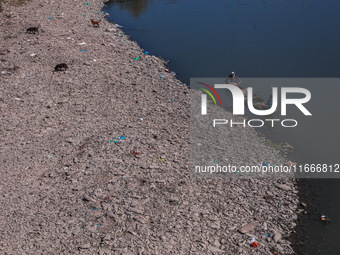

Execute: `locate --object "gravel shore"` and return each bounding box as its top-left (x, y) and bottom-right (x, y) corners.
top-left (1, 0), bottom-right (300, 254)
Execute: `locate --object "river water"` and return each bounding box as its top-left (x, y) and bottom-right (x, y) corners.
top-left (104, 0), bottom-right (340, 254)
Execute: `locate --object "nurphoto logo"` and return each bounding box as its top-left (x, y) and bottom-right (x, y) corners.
top-left (200, 84), bottom-right (312, 128)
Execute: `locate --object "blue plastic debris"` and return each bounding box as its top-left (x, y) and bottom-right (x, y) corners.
top-left (144, 51), bottom-right (149, 54)
top-left (81, 50), bottom-right (86, 52)
top-left (120, 136), bottom-right (126, 140)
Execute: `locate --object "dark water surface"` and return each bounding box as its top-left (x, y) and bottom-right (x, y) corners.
top-left (104, 0), bottom-right (340, 254)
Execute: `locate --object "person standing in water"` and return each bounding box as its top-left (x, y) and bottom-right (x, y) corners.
top-left (226, 71), bottom-right (242, 85)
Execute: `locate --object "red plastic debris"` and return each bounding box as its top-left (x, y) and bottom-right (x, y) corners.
top-left (251, 241), bottom-right (260, 247)
top-left (132, 151), bottom-right (140, 156)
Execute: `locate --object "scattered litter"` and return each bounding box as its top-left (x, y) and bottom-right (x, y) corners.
top-left (290, 210), bottom-right (297, 220)
top-left (30, 53), bottom-right (36, 57)
top-left (94, 207), bottom-right (98, 210)
top-left (78, 42), bottom-right (86, 45)
top-left (321, 215), bottom-right (331, 223)
top-left (272, 248), bottom-right (280, 255)
top-left (49, 17), bottom-right (53, 19)
top-left (66, 37), bottom-right (71, 40)
top-left (81, 50), bottom-right (86, 52)
top-left (47, 155), bottom-right (52, 158)
top-left (134, 57), bottom-right (140, 61)
top-left (285, 160), bottom-right (297, 166)
top-left (132, 151), bottom-right (140, 156)
top-left (86, 2), bottom-right (90, 5)
top-left (120, 136), bottom-right (126, 140)
top-left (1, 71), bottom-right (11, 75)
top-left (144, 51), bottom-right (149, 54)
top-left (169, 200), bottom-right (181, 206)
top-left (251, 237), bottom-right (260, 247)
top-left (262, 162), bottom-right (274, 167)
top-left (14, 98), bottom-right (21, 101)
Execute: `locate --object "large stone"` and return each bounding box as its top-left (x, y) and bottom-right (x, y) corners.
top-left (72, 226), bottom-right (81, 235)
top-left (208, 246), bottom-right (225, 253)
top-left (239, 221), bottom-right (259, 234)
top-left (79, 243), bottom-right (91, 249)
top-left (273, 232), bottom-right (282, 242)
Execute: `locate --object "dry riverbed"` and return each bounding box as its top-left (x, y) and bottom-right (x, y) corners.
top-left (1, 0), bottom-right (300, 254)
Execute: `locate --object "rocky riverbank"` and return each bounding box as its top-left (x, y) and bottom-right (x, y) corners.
top-left (1, 0), bottom-right (300, 254)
